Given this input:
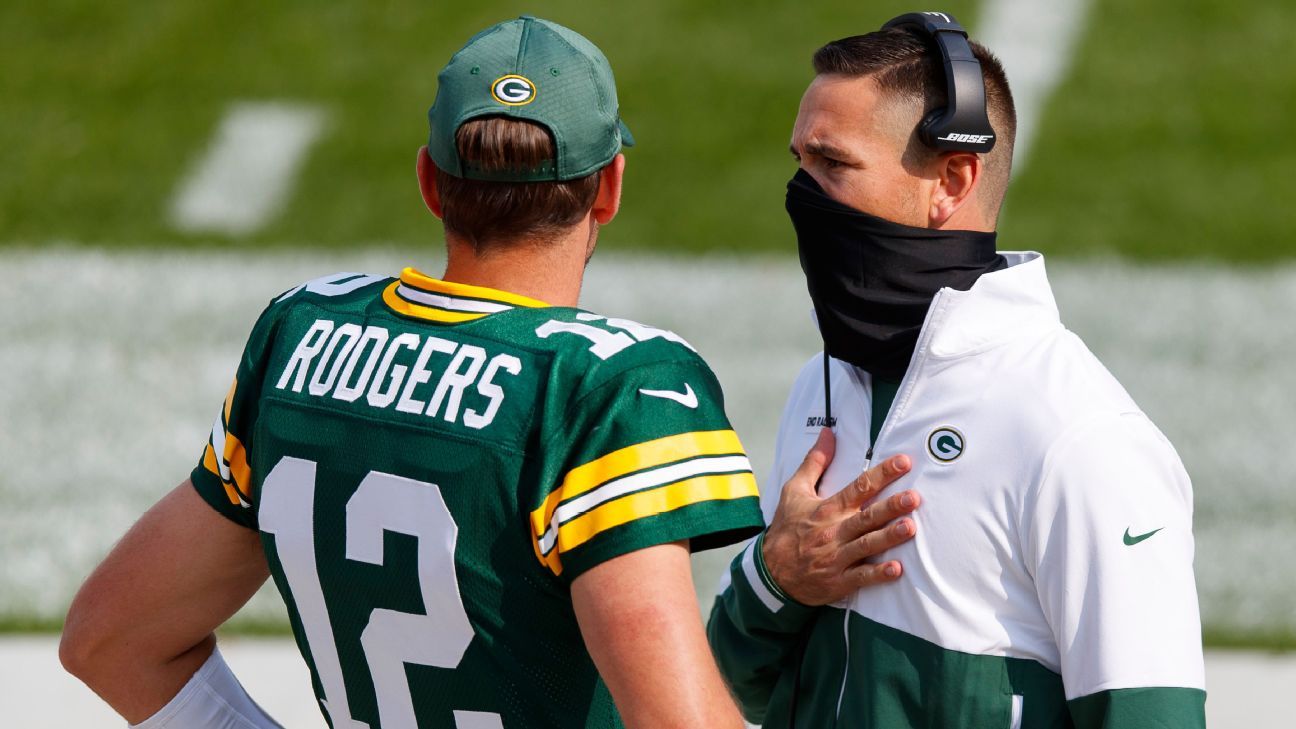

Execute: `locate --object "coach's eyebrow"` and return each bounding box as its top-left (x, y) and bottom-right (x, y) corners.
top-left (795, 141), bottom-right (855, 161)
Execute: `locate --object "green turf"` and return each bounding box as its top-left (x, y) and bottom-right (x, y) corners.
top-left (4, 617), bottom-right (1291, 652)
top-left (0, 0), bottom-right (960, 252)
top-left (5, 0), bottom-right (1289, 259)
top-left (1005, 0), bottom-right (1296, 262)
top-left (1201, 629), bottom-right (1296, 653)
top-left (0, 616), bottom-right (295, 638)
top-left (0, 617), bottom-right (64, 635)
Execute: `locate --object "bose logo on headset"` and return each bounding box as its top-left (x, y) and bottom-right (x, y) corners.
top-left (882, 11), bottom-right (997, 154)
top-left (937, 132), bottom-right (994, 144)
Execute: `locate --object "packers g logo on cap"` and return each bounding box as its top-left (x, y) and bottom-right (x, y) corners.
top-left (491, 75), bottom-right (537, 106)
top-left (927, 427), bottom-right (965, 463)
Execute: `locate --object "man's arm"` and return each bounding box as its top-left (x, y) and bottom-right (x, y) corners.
top-left (707, 429), bottom-right (919, 721)
top-left (1028, 413), bottom-right (1206, 728)
top-left (574, 541), bottom-right (744, 729)
top-left (532, 351), bottom-right (768, 726)
top-left (60, 480), bottom-right (270, 724)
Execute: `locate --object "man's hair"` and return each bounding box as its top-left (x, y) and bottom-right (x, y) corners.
top-left (434, 117), bottom-right (602, 249)
top-left (813, 29), bottom-right (1017, 219)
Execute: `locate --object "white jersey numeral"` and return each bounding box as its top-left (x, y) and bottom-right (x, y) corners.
top-left (260, 456), bottom-right (500, 729)
top-left (534, 320), bottom-right (635, 359)
top-left (276, 272), bottom-right (388, 302)
top-left (534, 313), bottom-right (694, 360)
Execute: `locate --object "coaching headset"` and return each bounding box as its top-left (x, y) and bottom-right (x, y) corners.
top-left (882, 11), bottom-right (997, 154)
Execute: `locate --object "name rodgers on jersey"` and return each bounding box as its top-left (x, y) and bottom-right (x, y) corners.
top-left (274, 318), bottom-right (522, 430)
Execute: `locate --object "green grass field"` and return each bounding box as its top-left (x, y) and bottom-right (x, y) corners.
top-left (2, 0), bottom-right (1294, 648)
top-left (2, 0), bottom-right (1293, 259)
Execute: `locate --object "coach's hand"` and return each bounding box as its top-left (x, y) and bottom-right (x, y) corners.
top-left (762, 428), bottom-right (919, 606)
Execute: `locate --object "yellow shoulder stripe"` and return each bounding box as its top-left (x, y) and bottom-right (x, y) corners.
top-left (223, 377), bottom-right (237, 425)
top-left (223, 432), bottom-right (252, 499)
top-left (382, 283), bottom-right (489, 324)
top-left (202, 442), bottom-right (220, 478)
top-left (533, 472), bottom-right (758, 576)
top-left (529, 429), bottom-right (745, 540)
top-left (203, 443), bottom-right (243, 506)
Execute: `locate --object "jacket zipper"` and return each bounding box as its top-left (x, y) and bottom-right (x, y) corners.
top-left (862, 288), bottom-right (947, 467)
top-left (833, 288), bottom-right (948, 725)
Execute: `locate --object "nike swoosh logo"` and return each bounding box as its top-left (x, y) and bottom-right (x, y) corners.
top-left (1123, 527), bottom-right (1164, 546)
top-left (639, 383), bottom-right (698, 409)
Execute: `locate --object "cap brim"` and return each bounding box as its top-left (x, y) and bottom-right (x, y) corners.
top-left (618, 118), bottom-right (635, 148)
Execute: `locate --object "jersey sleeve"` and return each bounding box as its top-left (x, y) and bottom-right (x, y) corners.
top-left (1025, 412), bottom-right (1206, 728)
top-left (530, 357), bottom-right (764, 581)
top-left (190, 302), bottom-right (283, 530)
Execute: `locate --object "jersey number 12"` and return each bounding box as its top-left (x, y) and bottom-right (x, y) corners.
top-left (260, 456), bottom-right (502, 729)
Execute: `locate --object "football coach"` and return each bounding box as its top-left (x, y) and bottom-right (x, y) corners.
top-left (707, 11), bottom-right (1207, 728)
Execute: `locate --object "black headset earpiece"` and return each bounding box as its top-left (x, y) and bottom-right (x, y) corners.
top-left (881, 11), bottom-right (996, 154)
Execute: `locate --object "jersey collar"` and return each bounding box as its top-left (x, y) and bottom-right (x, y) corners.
top-left (383, 267), bottom-right (550, 323)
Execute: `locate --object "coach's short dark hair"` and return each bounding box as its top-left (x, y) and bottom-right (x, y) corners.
top-left (435, 117), bottom-right (602, 250)
top-left (813, 29), bottom-right (1017, 216)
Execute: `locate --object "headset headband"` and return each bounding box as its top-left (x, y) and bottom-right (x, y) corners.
top-left (881, 11), bottom-right (996, 154)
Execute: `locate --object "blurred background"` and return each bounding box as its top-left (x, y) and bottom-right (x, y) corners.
top-left (2, 0), bottom-right (1293, 724)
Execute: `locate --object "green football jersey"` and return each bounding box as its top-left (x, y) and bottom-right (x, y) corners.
top-left (191, 268), bottom-right (764, 729)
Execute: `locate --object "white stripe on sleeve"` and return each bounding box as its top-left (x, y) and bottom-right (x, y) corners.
top-left (741, 539), bottom-right (783, 613)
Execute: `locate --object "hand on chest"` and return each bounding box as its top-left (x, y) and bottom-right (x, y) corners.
top-left (795, 379), bottom-right (1019, 537)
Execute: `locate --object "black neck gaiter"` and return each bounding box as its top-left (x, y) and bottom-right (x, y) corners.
top-left (786, 168), bottom-right (1006, 379)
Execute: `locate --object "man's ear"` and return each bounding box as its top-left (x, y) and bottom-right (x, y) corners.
top-left (416, 146), bottom-right (443, 219)
top-left (590, 154), bottom-right (625, 225)
top-left (928, 152), bottom-right (981, 227)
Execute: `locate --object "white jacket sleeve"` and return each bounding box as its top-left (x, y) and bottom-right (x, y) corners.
top-left (1025, 411), bottom-right (1205, 704)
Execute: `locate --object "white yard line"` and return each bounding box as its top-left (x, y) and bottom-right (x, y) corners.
top-left (169, 102), bottom-right (327, 235)
top-left (975, 0), bottom-right (1092, 171)
top-left (158, 3), bottom-right (1081, 237)
top-left (0, 637), bottom-right (1279, 727)
top-left (2, 249), bottom-right (1293, 640)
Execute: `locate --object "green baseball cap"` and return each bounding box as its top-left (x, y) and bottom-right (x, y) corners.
top-left (428, 15), bottom-right (635, 182)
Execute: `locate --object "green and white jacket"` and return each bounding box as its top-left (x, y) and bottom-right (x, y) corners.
top-left (708, 253), bottom-right (1206, 728)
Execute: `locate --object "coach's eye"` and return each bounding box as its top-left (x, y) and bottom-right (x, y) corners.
top-left (823, 157), bottom-right (844, 169)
